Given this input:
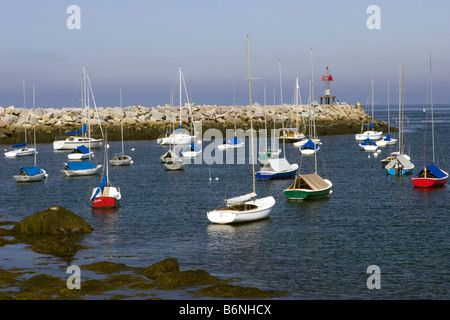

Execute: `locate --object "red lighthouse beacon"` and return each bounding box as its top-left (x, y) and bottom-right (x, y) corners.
top-left (319, 67), bottom-right (336, 105)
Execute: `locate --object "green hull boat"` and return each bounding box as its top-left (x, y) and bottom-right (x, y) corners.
top-left (284, 173), bottom-right (332, 200)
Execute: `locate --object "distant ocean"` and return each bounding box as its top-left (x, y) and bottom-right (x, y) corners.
top-left (0, 105), bottom-right (449, 299)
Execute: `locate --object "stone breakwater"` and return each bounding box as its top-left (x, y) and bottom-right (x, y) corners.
top-left (0, 102), bottom-right (392, 144)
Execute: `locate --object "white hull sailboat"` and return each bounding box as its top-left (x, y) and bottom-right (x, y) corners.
top-left (218, 140), bottom-right (244, 150)
top-left (294, 137), bottom-right (321, 148)
top-left (157, 133), bottom-right (193, 146)
top-left (207, 35), bottom-right (275, 224)
top-left (182, 142), bottom-right (202, 158)
top-left (386, 63), bottom-right (414, 176)
top-left (157, 68), bottom-right (196, 146)
top-left (60, 66), bottom-right (102, 177)
top-left (218, 81), bottom-right (245, 151)
top-left (14, 166), bottom-right (48, 182)
top-left (53, 136), bottom-right (103, 151)
top-left (61, 162), bottom-right (102, 176)
top-left (207, 194), bottom-right (275, 224)
top-left (53, 66), bottom-right (104, 150)
top-left (164, 158), bottom-right (184, 171)
top-left (110, 89), bottom-right (133, 166)
top-left (110, 155), bottom-right (132, 166)
top-left (5, 146), bottom-right (36, 158)
top-left (14, 85), bottom-right (48, 182)
top-left (67, 145), bottom-right (94, 160)
top-left (355, 131), bottom-right (383, 141)
top-left (256, 59), bottom-right (298, 179)
top-left (300, 139), bottom-right (320, 155)
top-left (5, 81), bottom-right (37, 158)
top-left (359, 138), bottom-right (378, 151)
top-left (356, 79), bottom-right (383, 141)
top-left (376, 134), bottom-right (397, 147)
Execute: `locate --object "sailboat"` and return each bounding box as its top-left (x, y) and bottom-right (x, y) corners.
top-left (53, 124), bottom-right (103, 150)
top-left (294, 79), bottom-right (321, 149)
top-left (91, 133), bottom-right (121, 208)
top-left (359, 138), bottom-right (378, 151)
top-left (164, 157), bottom-right (184, 171)
top-left (377, 80), bottom-right (397, 147)
top-left (279, 78), bottom-right (304, 143)
top-left (219, 136), bottom-right (244, 150)
top-left (258, 87), bottom-right (281, 165)
top-left (300, 138), bottom-right (320, 155)
top-left (355, 79), bottom-right (383, 141)
top-left (61, 66), bottom-right (102, 176)
top-left (255, 157), bottom-right (298, 180)
top-left (256, 60), bottom-right (298, 180)
top-left (218, 82), bottom-right (244, 150)
top-left (298, 81), bottom-right (321, 155)
top-left (14, 85), bottom-right (48, 182)
top-left (67, 144), bottom-right (94, 160)
top-left (110, 88), bottom-right (133, 166)
top-left (182, 142), bottom-right (202, 158)
top-left (53, 67), bottom-right (104, 151)
top-left (5, 80), bottom-right (37, 158)
top-left (157, 67), bottom-right (196, 146)
top-left (412, 55), bottom-right (448, 187)
top-left (359, 80), bottom-right (379, 151)
top-left (284, 48), bottom-right (332, 200)
top-left (161, 120), bottom-right (184, 171)
top-left (206, 35), bottom-right (275, 224)
top-left (386, 63), bottom-right (414, 176)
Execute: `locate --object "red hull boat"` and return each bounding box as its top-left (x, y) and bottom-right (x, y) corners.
top-left (412, 165), bottom-right (448, 188)
top-left (412, 55), bottom-right (447, 188)
top-left (92, 196), bottom-right (119, 208)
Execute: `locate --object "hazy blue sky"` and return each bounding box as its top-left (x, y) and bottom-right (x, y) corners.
top-left (0, 0), bottom-right (449, 109)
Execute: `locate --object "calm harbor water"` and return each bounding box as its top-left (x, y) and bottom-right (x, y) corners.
top-left (0, 105), bottom-right (449, 299)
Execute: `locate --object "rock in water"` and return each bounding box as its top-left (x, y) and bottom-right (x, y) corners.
top-left (12, 206), bottom-right (94, 235)
top-left (139, 258), bottom-right (180, 279)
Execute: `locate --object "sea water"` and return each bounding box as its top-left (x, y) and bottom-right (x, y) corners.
top-left (0, 105), bottom-right (448, 299)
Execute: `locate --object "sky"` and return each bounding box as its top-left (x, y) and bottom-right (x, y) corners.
top-left (0, 0), bottom-right (449, 109)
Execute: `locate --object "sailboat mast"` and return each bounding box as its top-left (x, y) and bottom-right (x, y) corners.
top-left (233, 80), bottom-right (237, 135)
top-left (371, 78), bottom-right (374, 133)
top-left (179, 67), bottom-right (182, 128)
top-left (83, 65), bottom-right (92, 159)
top-left (279, 60), bottom-right (286, 158)
top-left (120, 88), bottom-right (124, 156)
top-left (105, 130), bottom-right (109, 185)
top-left (310, 48), bottom-right (317, 174)
top-left (296, 77), bottom-right (299, 132)
top-left (387, 79), bottom-right (390, 134)
top-left (398, 67), bottom-right (401, 154)
top-left (401, 63), bottom-right (405, 155)
top-left (247, 35), bottom-right (256, 195)
top-left (430, 54), bottom-right (435, 164)
top-left (33, 84), bottom-right (36, 166)
top-left (23, 80), bottom-right (27, 145)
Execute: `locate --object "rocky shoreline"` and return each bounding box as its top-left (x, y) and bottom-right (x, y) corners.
top-left (0, 207), bottom-right (288, 300)
top-left (0, 102), bottom-right (392, 144)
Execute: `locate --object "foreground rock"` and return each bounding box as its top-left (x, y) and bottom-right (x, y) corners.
top-left (10, 206), bottom-right (94, 257)
top-left (12, 206), bottom-right (94, 236)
